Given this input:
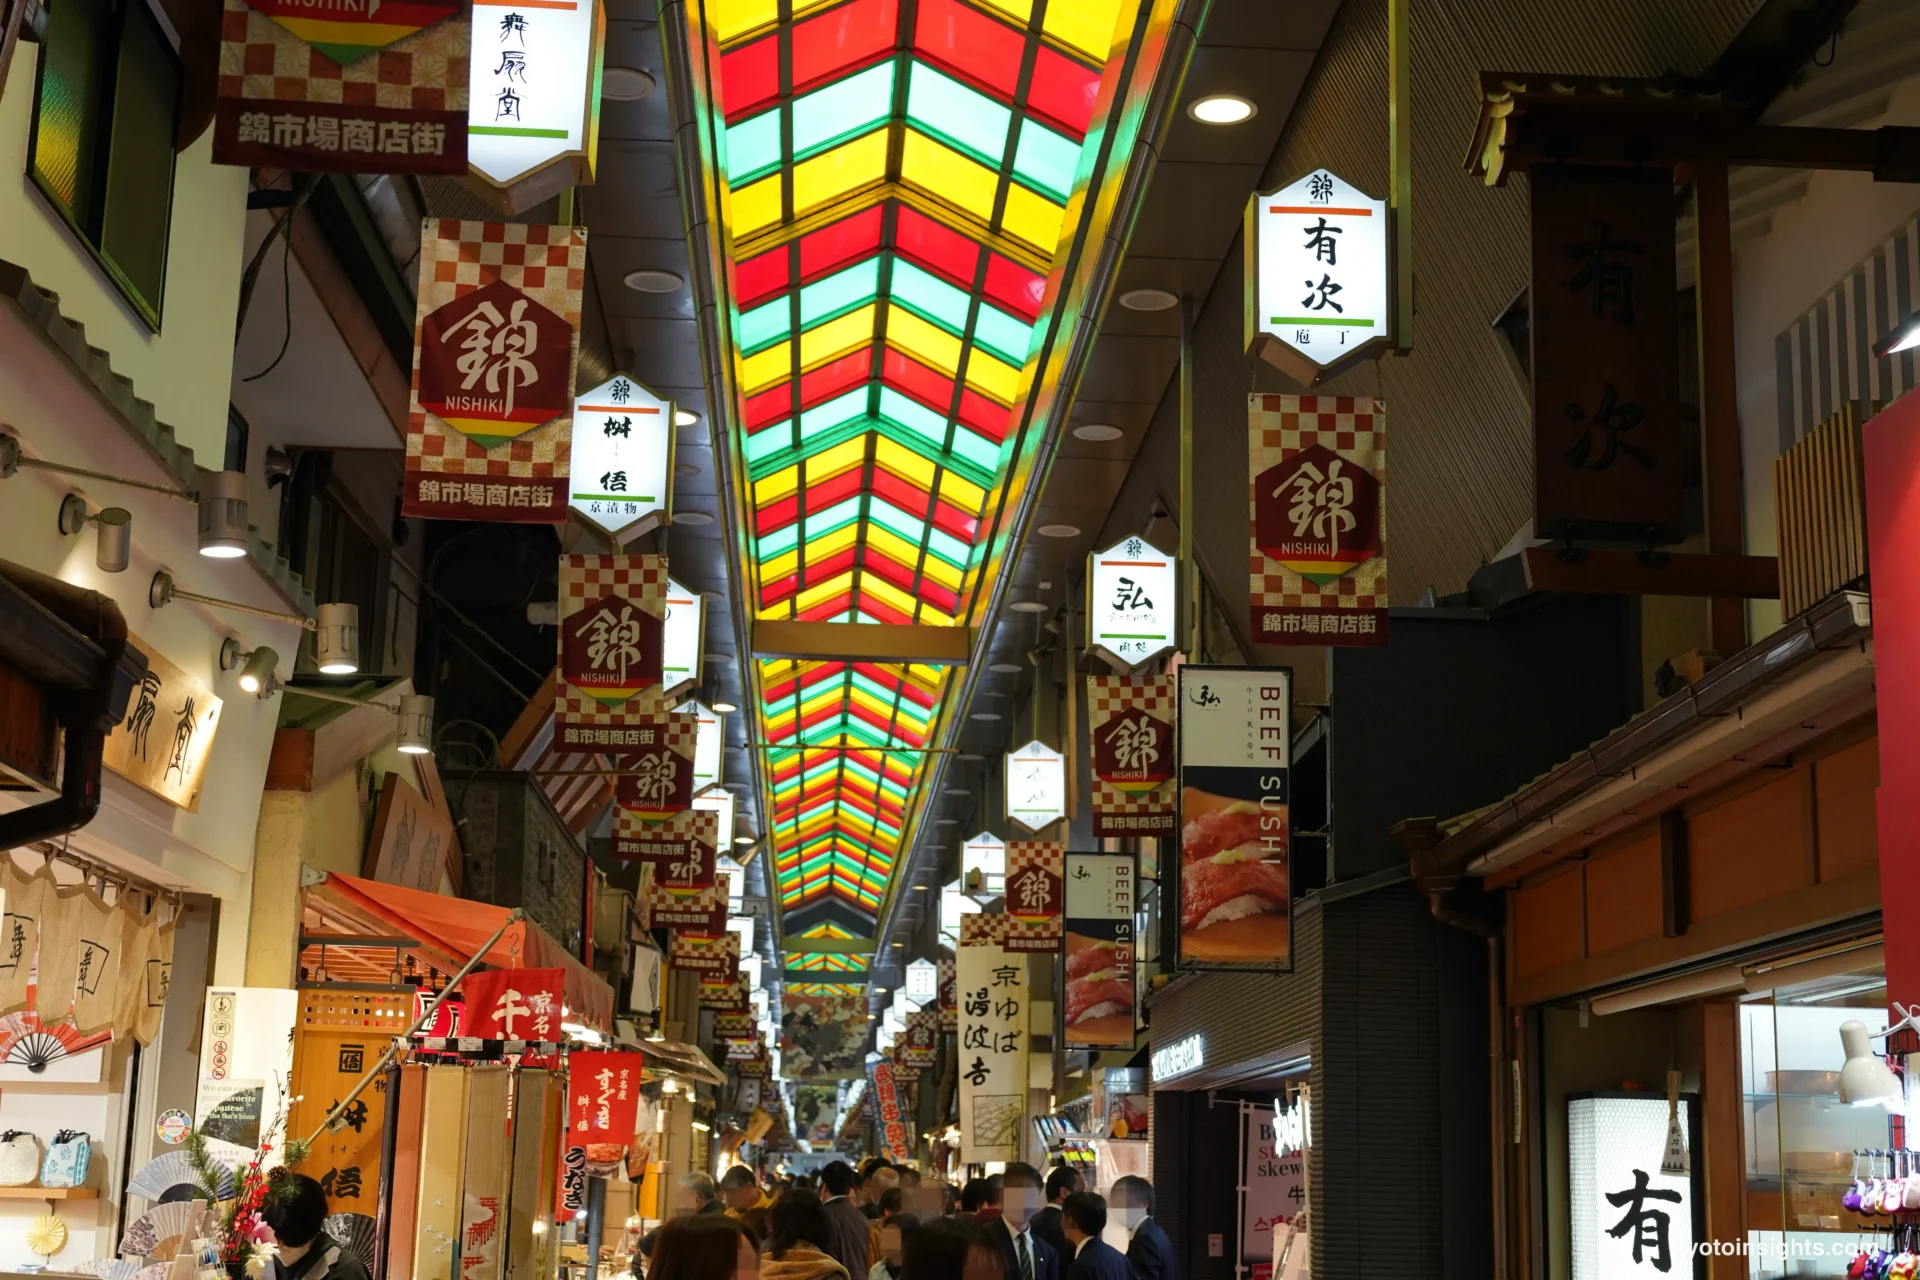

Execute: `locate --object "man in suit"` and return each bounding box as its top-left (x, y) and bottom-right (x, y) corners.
top-left (820, 1161), bottom-right (877, 1280)
top-left (986, 1164), bottom-right (1061, 1280)
top-left (1031, 1166), bottom-right (1081, 1261)
top-left (1111, 1177), bottom-right (1177, 1280)
top-left (1060, 1193), bottom-right (1131, 1280)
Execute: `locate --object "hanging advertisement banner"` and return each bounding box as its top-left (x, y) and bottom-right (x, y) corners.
top-left (459, 968), bottom-right (566, 1040)
top-left (1005, 740), bottom-right (1066, 832)
top-left (902, 1009), bottom-right (939, 1069)
top-left (214, 0), bottom-right (467, 174)
top-left (555, 555), bottom-right (666, 721)
top-left (567, 374), bottom-right (673, 539)
top-left (778, 991), bottom-right (866, 1078)
top-left (642, 880), bottom-right (727, 936)
top-left (1244, 169), bottom-right (1392, 385)
top-left (938, 957), bottom-right (958, 1032)
top-left (700, 977), bottom-right (749, 1014)
top-left (889, 1038), bottom-right (922, 1084)
top-left (957, 914), bottom-right (1027, 1164)
top-left (562, 1051), bottom-right (641, 1195)
top-left (1241, 1104), bottom-right (1307, 1264)
top-left (1086, 535), bottom-right (1178, 670)
top-left (1249, 394), bottom-right (1388, 645)
top-left (403, 220), bottom-right (585, 519)
top-left (670, 932), bottom-right (738, 982)
top-left (1088, 674), bottom-right (1176, 837)
top-left (467, 0), bottom-right (605, 203)
top-left (1176, 667), bottom-right (1293, 969)
top-left (614, 808), bottom-right (717, 892)
top-left (869, 1059), bottom-right (912, 1162)
top-left (1004, 841), bottom-right (1063, 954)
top-left (596, 712), bottom-right (699, 820)
top-left (1063, 851), bottom-right (1137, 1051)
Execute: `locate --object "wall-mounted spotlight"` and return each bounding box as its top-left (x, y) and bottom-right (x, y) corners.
top-left (220, 638), bottom-right (281, 695)
top-left (58, 494), bottom-right (133, 573)
top-left (2, 431), bottom-right (252, 560)
top-left (235, 667), bottom-right (436, 755)
top-left (151, 570), bottom-right (361, 674)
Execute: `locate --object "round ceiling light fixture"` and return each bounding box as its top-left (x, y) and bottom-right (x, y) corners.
top-left (1072, 423), bottom-right (1123, 442)
top-left (1118, 287), bottom-right (1180, 312)
top-left (1010, 600), bottom-right (1050, 613)
top-left (1188, 94), bottom-right (1256, 124)
top-left (602, 66), bottom-right (655, 100)
top-left (675, 463), bottom-right (700, 477)
top-left (988, 662), bottom-right (1022, 674)
top-left (704, 651), bottom-right (734, 664)
top-left (970, 711), bottom-right (1002, 722)
top-left (1037, 523), bottom-right (1080, 538)
top-left (672, 511), bottom-right (713, 526)
top-left (713, 700), bottom-right (738, 713)
top-left (674, 409), bottom-right (700, 427)
top-left (624, 268), bottom-right (684, 293)
top-left (957, 752), bottom-right (984, 761)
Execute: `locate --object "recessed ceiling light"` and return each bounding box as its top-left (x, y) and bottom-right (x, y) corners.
top-left (1010, 601), bottom-right (1050, 613)
top-left (1037, 523), bottom-right (1080, 538)
top-left (734, 835), bottom-right (757, 846)
top-left (603, 66), bottom-right (655, 101)
top-left (934, 818), bottom-right (956, 825)
top-left (673, 511), bottom-right (713, 526)
top-left (1188, 94), bottom-right (1256, 124)
top-left (624, 268), bottom-right (683, 293)
top-left (988, 662), bottom-right (1022, 674)
top-left (704, 652), bottom-right (734, 664)
top-left (1119, 288), bottom-right (1180, 312)
top-left (957, 752), bottom-right (984, 761)
top-left (970, 712), bottom-right (1002, 721)
top-left (713, 701), bottom-right (738, 713)
top-left (1073, 423), bottom-right (1123, 442)
top-left (674, 409), bottom-right (700, 427)
top-left (945, 788), bottom-right (970, 796)
top-left (675, 463), bottom-right (699, 477)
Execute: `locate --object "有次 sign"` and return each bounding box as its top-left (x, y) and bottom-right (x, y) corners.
top-left (1245, 169), bottom-right (1390, 385)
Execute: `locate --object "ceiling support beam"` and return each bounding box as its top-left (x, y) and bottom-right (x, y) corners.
top-left (752, 619), bottom-right (975, 665)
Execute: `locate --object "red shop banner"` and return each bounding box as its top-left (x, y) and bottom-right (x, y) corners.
top-left (615, 808), bottom-right (717, 892)
top-left (562, 1051), bottom-right (643, 1211)
top-left (938, 957), bottom-right (957, 1032)
top-left (646, 881), bottom-right (727, 937)
top-left (1088, 674), bottom-right (1177, 837)
top-left (459, 967), bottom-right (565, 1040)
top-left (1004, 841), bottom-right (1064, 954)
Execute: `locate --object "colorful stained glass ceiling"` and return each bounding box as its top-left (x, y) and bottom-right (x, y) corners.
top-left (700, 0), bottom-right (1131, 944)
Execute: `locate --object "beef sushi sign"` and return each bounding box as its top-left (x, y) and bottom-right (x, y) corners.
top-left (1176, 666), bottom-right (1292, 970)
top-left (1063, 852), bottom-right (1136, 1050)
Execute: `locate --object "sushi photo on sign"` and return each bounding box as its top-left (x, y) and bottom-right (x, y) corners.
top-left (1175, 666), bottom-right (1292, 967)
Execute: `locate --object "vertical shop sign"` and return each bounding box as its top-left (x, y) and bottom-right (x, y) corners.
top-left (615, 809), bottom-right (718, 891)
top-left (1062, 852), bottom-right (1136, 1051)
top-left (458, 968), bottom-right (565, 1041)
top-left (1568, 1093), bottom-right (1700, 1279)
top-left (1088, 675), bottom-right (1176, 837)
top-left (214, 0), bottom-right (468, 174)
top-left (291, 1002), bottom-right (400, 1211)
top-left (676, 700), bottom-right (725, 791)
top-left (1004, 841), bottom-right (1063, 954)
top-left (1086, 536), bottom-right (1178, 670)
top-left (562, 1052), bottom-right (642, 1193)
top-left (1241, 1104), bottom-right (1306, 1266)
top-left (1005, 741), bottom-right (1066, 832)
top-left (662, 580), bottom-right (704, 697)
top-left (902, 1009), bottom-right (939, 1069)
top-left (567, 375), bottom-right (673, 539)
top-left (555, 555), bottom-right (666, 714)
top-left (1176, 667), bottom-right (1293, 969)
top-left (956, 913), bottom-right (1028, 1164)
top-left (693, 786), bottom-right (736, 847)
top-left (937, 957), bottom-right (957, 1032)
top-left (103, 638), bottom-right (221, 811)
top-left (468, 0), bottom-right (604, 193)
top-left (1249, 394), bottom-right (1388, 644)
top-left (962, 831), bottom-right (1006, 897)
top-left (870, 1059), bottom-right (912, 1162)
top-left (1245, 169), bottom-right (1392, 384)
top-left (1531, 167), bottom-right (1683, 543)
top-left (904, 958), bottom-right (939, 1006)
top-left (404, 220), bottom-right (586, 521)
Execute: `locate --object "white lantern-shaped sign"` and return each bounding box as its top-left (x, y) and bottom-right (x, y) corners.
top-left (662, 578), bottom-right (705, 696)
top-left (1004, 740), bottom-right (1066, 832)
top-left (904, 958), bottom-right (938, 1006)
top-left (468, 0), bottom-right (606, 197)
top-left (568, 373), bottom-right (670, 537)
top-left (939, 880), bottom-right (979, 942)
top-left (1086, 535), bottom-right (1177, 670)
top-left (695, 785), bottom-right (735, 847)
top-left (676, 699), bottom-right (724, 791)
top-left (962, 831), bottom-right (1005, 897)
top-left (1246, 168), bottom-right (1392, 385)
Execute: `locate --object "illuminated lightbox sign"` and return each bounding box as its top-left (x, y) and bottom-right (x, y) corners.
top-left (1151, 1033), bottom-right (1204, 1082)
top-left (962, 831), bottom-right (1006, 896)
top-left (468, 0), bottom-right (604, 189)
top-left (904, 959), bottom-right (938, 1006)
top-left (1004, 740), bottom-right (1066, 832)
top-left (1568, 1093), bottom-right (1700, 1279)
top-left (1086, 535), bottom-right (1177, 670)
top-left (675, 699), bottom-right (724, 791)
top-left (694, 785), bottom-right (735, 847)
top-left (662, 579), bottom-right (704, 696)
top-left (568, 374), bottom-right (672, 539)
top-left (1246, 169), bottom-right (1391, 386)
top-left (939, 881), bottom-right (980, 940)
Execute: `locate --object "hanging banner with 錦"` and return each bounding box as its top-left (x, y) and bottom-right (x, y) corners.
top-left (1249, 394), bottom-right (1387, 645)
top-left (214, 0), bottom-right (467, 174)
top-left (1176, 666), bottom-right (1292, 970)
top-left (937, 957), bottom-right (957, 1032)
top-left (669, 932), bottom-right (737, 983)
top-left (956, 914), bottom-right (1028, 1164)
top-left (555, 710), bottom-right (699, 821)
top-left (1003, 842), bottom-right (1063, 954)
top-left (1063, 852), bottom-right (1137, 1051)
top-left (458, 968), bottom-right (565, 1041)
top-left (902, 1009), bottom-right (939, 1070)
top-left (614, 808), bottom-right (716, 892)
top-left (403, 220), bottom-right (585, 521)
top-left (642, 879), bottom-right (727, 936)
top-left (1088, 675), bottom-right (1175, 837)
top-left (556, 554), bottom-right (666, 715)
top-left (699, 977), bottom-right (749, 1014)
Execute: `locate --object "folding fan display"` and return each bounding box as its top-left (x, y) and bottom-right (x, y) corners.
top-left (133, 1264), bottom-right (170, 1280)
top-left (0, 1011), bottom-right (107, 1074)
top-left (127, 1150), bottom-right (235, 1202)
top-left (324, 1213), bottom-right (378, 1269)
top-left (119, 1201), bottom-right (199, 1258)
top-left (74, 1258), bottom-right (140, 1280)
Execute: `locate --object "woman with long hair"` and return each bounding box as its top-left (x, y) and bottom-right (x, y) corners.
top-left (761, 1190), bottom-right (851, 1280)
top-left (901, 1219), bottom-right (1004, 1280)
top-left (646, 1214), bottom-right (759, 1280)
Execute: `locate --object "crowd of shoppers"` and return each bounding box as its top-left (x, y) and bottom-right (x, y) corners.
top-left (635, 1161), bottom-right (1177, 1280)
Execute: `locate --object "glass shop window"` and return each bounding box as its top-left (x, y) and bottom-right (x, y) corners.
top-left (27, 0), bottom-right (181, 328)
top-left (1740, 955), bottom-right (1891, 1277)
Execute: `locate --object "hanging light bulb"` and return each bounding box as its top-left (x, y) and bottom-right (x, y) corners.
top-left (396, 694), bottom-right (435, 754)
top-left (314, 602), bottom-right (360, 674)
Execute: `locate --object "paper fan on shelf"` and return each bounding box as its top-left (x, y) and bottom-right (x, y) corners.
top-left (324, 1213), bottom-right (378, 1269)
top-left (128, 1149), bottom-right (236, 1202)
top-left (119, 1202), bottom-right (199, 1258)
top-left (27, 1212), bottom-right (68, 1257)
top-left (133, 1265), bottom-right (170, 1280)
top-left (74, 1258), bottom-right (140, 1280)
top-left (0, 1010), bottom-right (107, 1073)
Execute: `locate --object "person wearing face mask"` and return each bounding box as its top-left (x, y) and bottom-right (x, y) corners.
top-left (1057, 1194), bottom-right (1128, 1280)
top-left (1107, 1179), bottom-right (1175, 1280)
top-left (982, 1164), bottom-right (1059, 1280)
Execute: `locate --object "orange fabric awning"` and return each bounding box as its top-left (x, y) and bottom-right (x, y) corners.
top-left (313, 873), bottom-right (614, 1033)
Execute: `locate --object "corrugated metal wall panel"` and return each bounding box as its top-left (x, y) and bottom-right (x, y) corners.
top-left (1141, 0), bottom-right (1767, 615)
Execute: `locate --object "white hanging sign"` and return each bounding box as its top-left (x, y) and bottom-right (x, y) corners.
top-left (1245, 168), bottom-right (1391, 385)
top-left (469, 0), bottom-right (605, 189)
top-left (1568, 1093), bottom-right (1697, 1279)
top-left (567, 374), bottom-right (672, 538)
top-left (939, 880), bottom-right (980, 941)
top-left (961, 830), bottom-right (1006, 896)
top-left (695, 785), bottom-right (736, 847)
top-left (662, 578), bottom-right (704, 696)
top-left (1086, 535), bottom-right (1177, 670)
top-left (956, 915), bottom-right (1028, 1165)
top-left (675, 699), bottom-right (724, 791)
top-left (904, 958), bottom-right (938, 1006)
top-left (1004, 740), bottom-right (1066, 832)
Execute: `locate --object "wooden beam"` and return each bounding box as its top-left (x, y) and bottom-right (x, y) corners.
top-left (1519, 547), bottom-right (1778, 598)
top-left (496, 668), bottom-right (559, 768)
top-left (1696, 156), bottom-right (1749, 654)
top-left (1700, 1000), bottom-right (1746, 1277)
top-left (752, 619), bottom-right (974, 665)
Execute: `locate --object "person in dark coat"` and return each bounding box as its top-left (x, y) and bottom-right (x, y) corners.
top-left (1109, 1178), bottom-right (1175, 1280)
top-left (1058, 1194), bottom-right (1129, 1280)
top-left (260, 1173), bottom-right (373, 1280)
top-left (820, 1161), bottom-right (876, 1280)
top-left (1029, 1167), bottom-right (1080, 1262)
top-left (983, 1164), bottom-right (1058, 1280)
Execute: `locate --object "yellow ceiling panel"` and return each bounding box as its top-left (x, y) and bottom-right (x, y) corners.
top-left (741, 340), bottom-right (792, 394)
top-left (886, 305), bottom-right (963, 377)
top-left (900, 130), bottom-right (998, 224)
top-left (794, 131), bottom-right (890, 217)
top-left (731, 173), bottom-right (783, 239)
top-left (800, 302), bottom-right (878, 368)
top-left (1001, 181), bottom-right (1069, 255)
top-left (1043, 0), bottom-right (1124, 60)
top-left (963, 347), bottom-right (1021, 403)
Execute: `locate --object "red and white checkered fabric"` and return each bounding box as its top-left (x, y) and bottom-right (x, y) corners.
top-left (556, 554), bottom-right (668, 722)
top-left (1249, 393), bottom-right (1389, 642)
top-left (1005, 841), bottom-right (1063, 952)
top-left (958, 912), bottom-right (1008, 947)
top-left (1087, 674), bottom-right (1176, 835)
top-left (217, 0), bottom-right (468, 109)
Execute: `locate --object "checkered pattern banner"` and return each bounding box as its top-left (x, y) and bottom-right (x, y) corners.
top-left (1004, 841), bottom-right (1063, 954)
top-left (938, 957), bottom-right (957, 1032)
top-left (214, 0), bottom-right (468, 173)
top-left (615, 807), bottom-right (716, 881)
top-left (557, 555), bottom-right (667, 719)
top-left (1249, 394), bottom-right (1388, 645)
top-left (644, 878), bottom-right (727, 936)
top-left (1088, 674), bottom-right (1176, 837)
top-left (671, 932), bottom-right (738, 982)
top-left (403, 220), bottom-right (586, 522)
top-left (958, 912), bottom-right (1008, 947)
